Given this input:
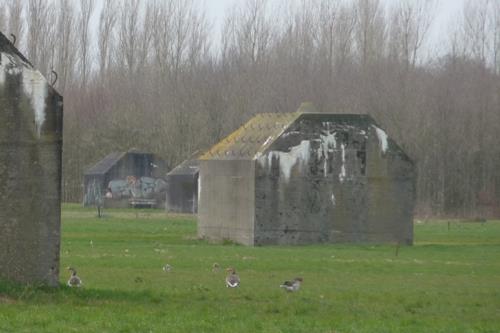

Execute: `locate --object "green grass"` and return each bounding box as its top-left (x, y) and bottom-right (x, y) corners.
top-left (1, 204), bottom-right (500, 333)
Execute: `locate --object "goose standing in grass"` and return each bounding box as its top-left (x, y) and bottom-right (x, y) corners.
top-left (225, 267), bottom-right (240, 288)
top-left (163, 264), bottom-right (172, 272)
top-left (67, 267), bottom-right (82, 287)
top-left (280, 277), bottom-right (303, 292)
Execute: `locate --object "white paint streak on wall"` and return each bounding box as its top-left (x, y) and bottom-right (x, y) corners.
top-left (0, 53), bottom-right (5, 85)
top-left (22, 70), bottom-right (47, 137)
top-left (0, 51), bottom-right (48, 137)
top-left (373, 125), bottom-right (388, 153)
top-left (319, 131), bottom-right (337, 177)
top-left (0, 52), bottom-right (24, 84)
top-left (256, 134), bottom-right (276, 166)
top-left (257, 155), bottom-right (267, 169)
top-left (269, 140), bottom-right (311, 181)
top-left (280, 130), bottom-right (301, 138)
top-left (197, 175), bottom-right (202, 207)
top-left (339, 143), bottom-right (346, 182)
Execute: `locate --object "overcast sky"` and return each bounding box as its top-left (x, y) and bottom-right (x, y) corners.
top-left (204, 0), bottom-right (466, 55)
top-left (89, 0), bottom-right (467, 57)
top-left (205, 0), bottom-right (465, 26)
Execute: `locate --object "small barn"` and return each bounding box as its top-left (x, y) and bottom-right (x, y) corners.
top-left (0, 32), bottom-right (63, 286)
top-left (83, 150), bottom-right (168, 208)
top-left (165, 158), bottom-right (199, 214)
top-left (198, 107), bottom-right (415, 246)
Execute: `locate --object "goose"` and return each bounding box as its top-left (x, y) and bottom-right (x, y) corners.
top-left (67, 267), bottom-right (82, 287)
top-left (280, 277), bottom-right (303, 292)
top-left (225, 267), bottom-right (240, 288)
top-left (163, 264), bottom-right (172, 272)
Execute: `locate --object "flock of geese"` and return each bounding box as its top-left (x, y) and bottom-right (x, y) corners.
top-left (66, 264), bottom-right (303, 292)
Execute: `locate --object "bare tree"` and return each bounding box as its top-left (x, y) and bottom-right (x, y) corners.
top-left (6, 0), bottom-right (24, 48)
top-left (491, 0), bottom-right (500, 74)
top-left (224, 0), bottom-right (273, 66)
top-left (117, 0), bottom-right (140, 75)
top-left (332, 2), bottom-right (357, 72)
top-left (187, 5), bottom-right (211, 69)
top-left (0, 1), bottom-right (6, 34)
top-left (388, 0), bottom-right (436, 70)
top-left (53, 0), bottom-right (77, 93)
top-left (316, 0), bottom-right (338, 79)
top-left (98, 0), bottom-right (117, 78)
top-left (78, 0), bottom-right (95, 88)
top-left (135, 0), bottom-right (154, 72)
top-left (151, 0), bottom-right (174, 76)
top-left (355, 0), bottom-right (387, 67)
top-left (170, 0), bottom-right (194, 81)
top-left (27, 0), bottom-right (55, 74)
top-left (462, 0), bottom-right (491, 65)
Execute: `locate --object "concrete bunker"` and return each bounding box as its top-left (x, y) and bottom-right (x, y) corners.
top-left (83, 150), bottom-right (168, 208)
top-left (0, 32), bottom-right (63, 285)
top-left (198, 107), bottom-right (415, 246)
top-left (165, 157), bottom-right (199, 214)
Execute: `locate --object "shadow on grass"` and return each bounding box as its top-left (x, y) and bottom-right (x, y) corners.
top-left (0, 279), bottom-right (165, 305)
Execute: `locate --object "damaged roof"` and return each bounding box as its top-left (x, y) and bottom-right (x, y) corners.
top-left (200, 105), bottom-right (411, 162)
top-left (200, 112), bottom-right (302, 160)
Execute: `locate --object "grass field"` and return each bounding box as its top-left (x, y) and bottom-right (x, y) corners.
top-left (1, 204), bottom-right (499, 333)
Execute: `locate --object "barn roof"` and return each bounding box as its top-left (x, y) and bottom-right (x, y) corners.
top-left (200, 112), bottom-right (301, 160)
top-left (84, 150), bottom-right (165, 176)
top-left (84, 152), bottom-right (127, 175)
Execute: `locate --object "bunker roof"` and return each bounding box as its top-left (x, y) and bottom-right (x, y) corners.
top-left (200, 108), bottom-right (381, 161)
top-left (200, 112), bottom-right (302, 160)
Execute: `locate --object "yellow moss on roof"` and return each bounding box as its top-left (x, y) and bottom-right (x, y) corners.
top-left (200, 112), bottom-right (301, 160)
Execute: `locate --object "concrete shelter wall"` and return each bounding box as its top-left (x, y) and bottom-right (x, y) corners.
top-left (0, 39), bottom-right (63, 286)
top-left (165, 173), bottom-right (198, 213)
top-left (254, 115), bottom-right (415, 245)
top-left (198, 160), bottom-right (255, 245)
top-left (364, 128), bottom-right (415, 244)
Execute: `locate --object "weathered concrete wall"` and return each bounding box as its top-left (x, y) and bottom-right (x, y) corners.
top-left (198, 160), bottom-right (255, 245)
top-left (255, 114), bottom-right (414, 245)
top-left (0, 33), bottom-right (63, 285)
top-left (364, 125), bottom-right (415, 244)
top-left (166, 173), bottom-right (198, 213)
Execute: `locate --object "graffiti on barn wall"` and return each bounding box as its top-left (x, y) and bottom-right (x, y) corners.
top-left (106, 176), bottom-right (167, 199)
top-left (84, 176), bottom-right (167, 206)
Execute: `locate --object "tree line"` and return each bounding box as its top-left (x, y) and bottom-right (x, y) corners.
top-left (1, 0), bottom-right (499, 217)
